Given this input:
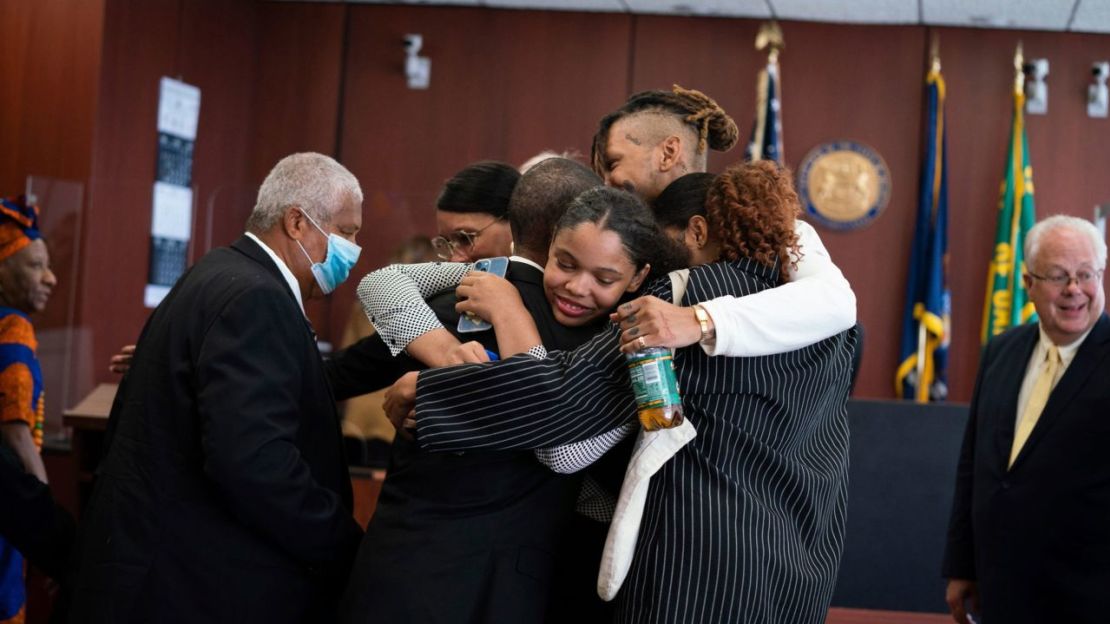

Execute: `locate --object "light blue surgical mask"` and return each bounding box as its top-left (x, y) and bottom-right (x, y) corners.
top-left (296, 210), bottom-right (361, 295)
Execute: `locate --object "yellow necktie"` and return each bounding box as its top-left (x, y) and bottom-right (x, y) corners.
top-left (1010, 345), bottom-right (1062, 467)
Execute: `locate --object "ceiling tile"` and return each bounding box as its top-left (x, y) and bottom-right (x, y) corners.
top-left (485, 0), bottom-right (625, 11)
top-left (1070, 0), bottom-right (1110, 33)
top-left (769, 0), bottom-right (917, 24)
top-left (923, 0), bottom-right (1074, 31)
top-left (267, 0), bottom-right (1102, 33)
top-left (341, 0), bottom-right (480, 5)
top-left (624, 0), bottom-right (771, 18)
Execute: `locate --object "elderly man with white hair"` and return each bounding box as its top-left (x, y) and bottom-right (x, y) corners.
top-left (69, 153), bottom-right (365, 624)
top-left (943, 214), bottom-right (1108, 624)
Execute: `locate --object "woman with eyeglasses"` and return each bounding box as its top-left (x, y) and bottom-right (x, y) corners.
top-left (431, 161), bottom-right (518, 262)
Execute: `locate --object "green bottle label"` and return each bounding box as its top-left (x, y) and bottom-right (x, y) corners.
top-left (627, 349), bottom-right (681, 410)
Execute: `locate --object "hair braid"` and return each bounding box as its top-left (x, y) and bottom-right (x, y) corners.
top-left (671, 85), bottom-right (740, 154)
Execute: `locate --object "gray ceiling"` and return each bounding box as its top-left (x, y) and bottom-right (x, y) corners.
top-left (275, 0), bottom-right (1110, 33)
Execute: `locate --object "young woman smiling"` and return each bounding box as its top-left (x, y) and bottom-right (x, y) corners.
top-left (357, 186), bottom-right (682, 362)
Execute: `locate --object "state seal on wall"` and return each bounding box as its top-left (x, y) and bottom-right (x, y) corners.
top-left (797, 141), bottom-right (891, 231)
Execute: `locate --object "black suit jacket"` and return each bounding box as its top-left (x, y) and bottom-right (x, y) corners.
top-left (339, 259), bottom-right (600, 624)
top-left (0, 443), bottom-right (74, 581)
top-left (943, 313), bottom-right (1110, 623)
top-left (69, 237), bottom-right (363, 624)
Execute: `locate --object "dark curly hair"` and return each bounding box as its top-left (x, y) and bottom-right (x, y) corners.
top-left (707, 160), bottom-right (801, 282)
top-left (590, 85), bottom-right (740, 177)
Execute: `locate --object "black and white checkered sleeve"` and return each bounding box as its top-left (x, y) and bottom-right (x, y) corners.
top-left (534, 423), bottom-right (636, 473)
top-left (576, 475), bottom-right (617, 522)
top-left (356, 262), bottom-right (472, 356)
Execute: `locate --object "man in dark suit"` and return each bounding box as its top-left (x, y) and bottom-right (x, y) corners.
top-left (69, 153), bottom-right (365, 624)
top-left (944, 215), bottom-right (1109, 624)
top-left (338, 158), bottom-right (604, 624)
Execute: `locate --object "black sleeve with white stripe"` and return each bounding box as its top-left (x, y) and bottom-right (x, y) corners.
top-left (414, 325), bottom-right (638, 452)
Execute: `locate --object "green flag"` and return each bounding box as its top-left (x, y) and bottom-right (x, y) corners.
top-left (981, 69), bottom-right (1037, 344)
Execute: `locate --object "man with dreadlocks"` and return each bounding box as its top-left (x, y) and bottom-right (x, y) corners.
top-left (592, 85), bottom-right (740, 203)
top-left (593, 85), bottom-right (856, 372)
top-left (574, 85), bottom-right (857, 621)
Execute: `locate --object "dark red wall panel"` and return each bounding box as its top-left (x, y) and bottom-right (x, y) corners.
top-left (0, 0), bottom-right (105, 194)
top-left (330, 5), bottom-right (634, 340)
top-left (81, 0), bottom-right (262, 388)
top-left (939, 26), bottom-right (1110, 401)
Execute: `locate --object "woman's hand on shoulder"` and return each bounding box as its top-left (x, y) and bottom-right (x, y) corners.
top-left (611, 296), bottom-right (702, 353)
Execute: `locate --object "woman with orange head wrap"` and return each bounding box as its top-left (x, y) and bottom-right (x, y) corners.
top-left (0, 195), bottom-right (57, 624)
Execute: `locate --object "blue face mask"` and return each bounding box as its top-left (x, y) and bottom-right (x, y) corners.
top-left (296, 210), bottom-right (361, 295)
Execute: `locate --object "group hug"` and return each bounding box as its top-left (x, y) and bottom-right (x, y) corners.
top-left (61, 85), bottom-right (859, 624)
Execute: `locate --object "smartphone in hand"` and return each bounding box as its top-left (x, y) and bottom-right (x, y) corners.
top-left (457, 256), bottom-right (510, 333)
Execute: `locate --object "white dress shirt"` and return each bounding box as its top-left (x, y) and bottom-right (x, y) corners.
top-left (1014, 324), bottom-right (1094, 430)
top-left (244, 232), bottom-right (305, 315)
top-left (509, 254), bottom-right (544, 272)
top-left (699, 220), bottom-right (857, 357)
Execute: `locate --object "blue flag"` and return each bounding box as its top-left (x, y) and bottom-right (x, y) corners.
top-left (896, 68), bottom-right (950, 402)
top-left (746, 59), bottom-right (783, 163)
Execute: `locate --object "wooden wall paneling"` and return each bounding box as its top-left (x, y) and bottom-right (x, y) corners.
top-left (249, 1), bottom-right (347, 341)
top-left (782, 22), bottom-right (927, 400)
top-left (179, 0), bottom-right (262, 258)
top-left (0, 0), bottom-right (105, 193)
top-left (249, 2), bottom-right (347, 184)
top-left (482, 9), bottom-right (635, 165)
top-left (82, 0), bottom-right (263, 387)
top-left (936, 26), bottom-right (1110, 402)
top-left (628, 13), bottom-right (763, 175)
top-left (82, 0), bottom-right (182, 393)
top-left (331, 5), bottom-right (633, 343)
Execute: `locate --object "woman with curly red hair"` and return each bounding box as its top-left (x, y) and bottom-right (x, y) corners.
top-left (380, 161), bottom-right (855, 623)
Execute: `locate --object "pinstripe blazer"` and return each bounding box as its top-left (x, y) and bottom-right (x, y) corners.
top-left (413, 259), bottom-right (855, 624)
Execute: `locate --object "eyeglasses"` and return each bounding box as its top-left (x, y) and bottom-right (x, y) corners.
top-left (431, 217), bottom-right (503, 260)
top-left (1027, 268), bottom-right (1104, 289)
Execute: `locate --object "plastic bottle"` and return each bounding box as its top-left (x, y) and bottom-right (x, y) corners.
top-left (626, 347), bottom-right (684, 431)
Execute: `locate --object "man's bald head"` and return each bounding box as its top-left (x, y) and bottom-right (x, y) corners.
top-left (508, 157), bottom-right (602, 263)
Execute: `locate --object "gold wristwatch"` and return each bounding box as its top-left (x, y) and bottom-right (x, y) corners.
top-left (692, 304), bottom-right (714, 344)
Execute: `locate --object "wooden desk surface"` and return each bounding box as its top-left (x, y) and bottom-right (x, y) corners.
top-left (63, 383), bottom-right (118, 431)
top-left (826, 608), bottom-right (950, 623)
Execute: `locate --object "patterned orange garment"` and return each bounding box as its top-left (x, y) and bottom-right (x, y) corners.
top-left (0, 310), bottom-right (44, 624)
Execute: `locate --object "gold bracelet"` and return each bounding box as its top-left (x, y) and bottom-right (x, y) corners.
top-left (692, 304), bottom-right (713, 344)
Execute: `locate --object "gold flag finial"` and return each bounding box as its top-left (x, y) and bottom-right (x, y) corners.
top-left (1014, 41), bottom-right (1025, 95)
top-left (930, 33), bottom-right (941, 74)
top-left (756, 21), bottom-right (784, 63)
